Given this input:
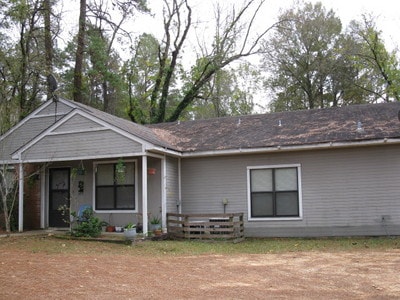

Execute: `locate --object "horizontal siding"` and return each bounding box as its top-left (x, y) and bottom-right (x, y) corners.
top-left (21, 130), bottom-right (143, 160)
top-left (36, 101), bottom-right (72, 116)
top-left (0, 116), bottom-right (56, 160)
top-left (53, 114), bottom-right (103, 132)
top-left (166, 156), bottom-right (179, 213)
top-left (181, 144), bottom-right (400, 237)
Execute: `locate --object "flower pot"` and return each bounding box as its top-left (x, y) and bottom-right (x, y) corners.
top-left (150, 223), bottom-right (161, 231)
top-left (124, 228), bottom-right (137, 240)
top-left (106, 226), bottom-right (115, 232)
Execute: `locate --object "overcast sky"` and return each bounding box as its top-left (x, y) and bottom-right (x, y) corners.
top-left (62, 0), bottom-right (399, 51)
top-left (141, 0), bottom-right (400, 51)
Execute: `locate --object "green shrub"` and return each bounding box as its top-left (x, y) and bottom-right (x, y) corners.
top-left (71, 208), bottom-right (102, 238)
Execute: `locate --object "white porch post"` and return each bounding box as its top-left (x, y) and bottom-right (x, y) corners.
top-left (142, 155), bottom-right (148, 234)
top-left (40, 167), bottom-right (46, 228)
top-left (161, 156), bottom-right (167, 230)
top-left (18, 162), bottom-right (24, 232)
top-left (178, 157), bottom-right (182, 214)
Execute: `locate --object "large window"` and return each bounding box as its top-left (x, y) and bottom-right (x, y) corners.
top-left (248, 165), bottom-right (301, 219)
top-left (95, 161), bottom-right (136, 211)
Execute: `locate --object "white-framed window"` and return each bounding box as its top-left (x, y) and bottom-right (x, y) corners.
top-left (93, 160), bottom-right (137, 212)
top-left (247, 164), bottom-right (302, 220)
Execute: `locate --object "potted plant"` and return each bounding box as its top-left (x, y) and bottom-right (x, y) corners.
top-left (124, 222), bottom-right (136, 240)
top-left (149, 216), bottom-right (161, 231)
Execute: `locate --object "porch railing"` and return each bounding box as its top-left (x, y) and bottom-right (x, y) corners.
top-left (167, 213), bottom-right (244, 241)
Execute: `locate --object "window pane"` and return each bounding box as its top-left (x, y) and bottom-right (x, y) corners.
top-left (116, 186), bottom-right (135, 209)
top-left (97, 164), bottom-right (114, 185)
top-left (251, 169), bottom-right (273, 192)
top-left (276, 192), bottom-right (299, 216)
top-left (124, 163), bottom-right (135, 184)
top-left (275, 168), bottom-right (297, 191)
top-left (96, 187), bottom-right (114, 209)
top-left (251, 192), bottom-right (273, 217)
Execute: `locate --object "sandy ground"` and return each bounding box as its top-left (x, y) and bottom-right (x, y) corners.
top-left (0, 238), bottom-right (399, 300)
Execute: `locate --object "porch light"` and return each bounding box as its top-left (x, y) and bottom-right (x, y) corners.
top-left (148, 168), bottom-right (156, 175)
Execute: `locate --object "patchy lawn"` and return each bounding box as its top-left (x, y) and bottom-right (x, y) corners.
top-left (0, 234), bottom-right (399, 299)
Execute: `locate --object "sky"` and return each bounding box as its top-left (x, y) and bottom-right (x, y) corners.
top-left (61, 0), bottom-right (400, 52)
top-left (141, 0), bottom-right (400, 50)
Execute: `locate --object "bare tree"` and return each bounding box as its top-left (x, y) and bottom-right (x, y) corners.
top-left (73, 0), bottom-right (87, 103)
top-left (141, 0), bottom-right (272, 123)
top-left (0, 164), bottom-right (18, 234)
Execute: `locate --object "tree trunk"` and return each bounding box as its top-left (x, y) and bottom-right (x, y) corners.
top-left (43, 0), bottom-right (53, 100)
top-left (73, 0), bottom-right (86, 104)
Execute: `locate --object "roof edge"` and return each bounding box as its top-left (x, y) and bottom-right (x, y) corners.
top-left (180, 138), bottom-right (400, 158)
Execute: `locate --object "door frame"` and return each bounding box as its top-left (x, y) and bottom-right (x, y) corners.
top-left (48, 167), bottom-right (70, 228)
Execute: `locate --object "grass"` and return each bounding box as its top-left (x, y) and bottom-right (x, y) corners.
top-left (0, 234), bottom-right (399, 257)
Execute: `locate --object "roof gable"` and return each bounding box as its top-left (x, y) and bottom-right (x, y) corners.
top-left (0, 101), bottom-right (74, 162)
top-left (13, 109), bottom-right (146, 162)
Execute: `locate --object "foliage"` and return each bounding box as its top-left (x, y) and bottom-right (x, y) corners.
top-left (0, 0), bottom-right (399, 128)
top-left (71, 208), bottom-right (102, 238)
top-left (262, 2), bottom-right (400, 112)
top-left (150, 216), bottom-right (161, 225)
top-left (347, 15), bottom-right (400, 102)
top-left (115, 158), bottom-right (126, 184)
top-left (124, 222), bottom-right (136, 229)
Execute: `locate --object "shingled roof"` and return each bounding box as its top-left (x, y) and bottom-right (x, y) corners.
top-left (147, 102), bottom-right (400, 153)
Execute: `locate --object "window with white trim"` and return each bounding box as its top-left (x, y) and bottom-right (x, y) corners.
top-left (248, 165), bottom-right (301, 219)
top-left (95, 161), bottom-right (136, 211)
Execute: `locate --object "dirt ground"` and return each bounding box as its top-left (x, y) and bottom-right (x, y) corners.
top-left (0, 236), bottom-right (399, 299)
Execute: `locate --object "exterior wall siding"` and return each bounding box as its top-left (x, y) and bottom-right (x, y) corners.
top-left (180, 144), bottom-right (400, 237)
top-left (21, 130), bottom-right (143, 161)
top-left (37, 101), bottom-right (72, 116)
top-left (165, 156), bottom-right (180, 213)
top-left (53, 114), bottom-right (104, 132)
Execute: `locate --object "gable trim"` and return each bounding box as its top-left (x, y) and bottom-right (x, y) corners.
top-left (47, 127), bottom-right (109, 136)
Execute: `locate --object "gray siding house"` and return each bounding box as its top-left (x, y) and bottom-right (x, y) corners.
top-left (1, 98), bottom-right (400, 237)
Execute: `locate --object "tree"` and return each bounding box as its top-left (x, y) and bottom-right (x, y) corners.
top-left (0, 0), bottom-right (61, 131)
top-left (73, 0), bottom-right (87, 104)
top-left (0, 164), bottom-right (18, 234)
top-left (127, 0), bottom-right (273, 124)
top-left (262, 1), bottom-right (400, 113)
top-left (348, 15), bottom-right (400, 102)
top-left (188, 62), bottom-right (258, 119)
top-left (262, 2), bottom-right (346, 111)
top-left (124, 33), bottom-right (160, 124)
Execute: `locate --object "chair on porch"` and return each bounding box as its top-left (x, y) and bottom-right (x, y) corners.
top-left (76, 204), bottom-right (92, 223)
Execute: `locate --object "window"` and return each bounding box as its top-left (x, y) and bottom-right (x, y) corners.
top-left (95, 161), bottom-right (136, 211)
top-left (248, 165), bottom-right (301, 219)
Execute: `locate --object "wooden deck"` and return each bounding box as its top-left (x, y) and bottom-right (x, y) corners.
top-left (167, 213), bottom-right (244, 241)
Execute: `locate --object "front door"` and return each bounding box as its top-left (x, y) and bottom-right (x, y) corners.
top-left (49, 168), bottom-right (70, 227)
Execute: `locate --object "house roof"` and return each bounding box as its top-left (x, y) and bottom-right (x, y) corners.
top-left (147, 102), bottom-right (400, 153)
top-left (2, 99), bottom-right (400, 162)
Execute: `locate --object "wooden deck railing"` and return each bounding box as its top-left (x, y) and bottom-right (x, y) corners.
top-left (167, 213), bottom-right (244, 241)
